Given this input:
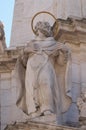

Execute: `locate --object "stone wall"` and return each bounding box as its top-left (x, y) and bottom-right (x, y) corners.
top-left (0, 73), bottom-right (12, 130)
top-left (0, 71), bottom-right (28, 130)
top-left (5, 121), bottom-right (79, 130)
top-left (0, 50), bottom-right (28, 130)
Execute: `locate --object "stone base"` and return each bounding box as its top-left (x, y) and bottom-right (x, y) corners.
top-left (29, 113), bottom-right (57, 125)
top-left (4, 121), bottom-right (85, 130)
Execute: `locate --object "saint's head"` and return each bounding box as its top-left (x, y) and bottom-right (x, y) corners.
top-left (34, 21), bottom-right (52, 38)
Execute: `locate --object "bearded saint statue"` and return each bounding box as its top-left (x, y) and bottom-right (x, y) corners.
top-left (15, 21), bottom-right (72, 124)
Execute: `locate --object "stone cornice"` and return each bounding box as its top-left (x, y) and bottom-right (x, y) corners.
top-left (54, 18), bottom-right (86, 44)
top-left (0, 48), bottom-right (21, 72)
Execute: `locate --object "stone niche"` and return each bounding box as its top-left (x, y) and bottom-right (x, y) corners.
top-left (0, 18), bottom-right (86, 130)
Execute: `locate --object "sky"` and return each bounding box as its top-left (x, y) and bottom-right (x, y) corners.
top-left (0, 0), bottom-right (15, 47)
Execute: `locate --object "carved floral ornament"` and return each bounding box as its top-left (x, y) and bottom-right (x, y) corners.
top-left (31, 11), bottom-right (59, 38)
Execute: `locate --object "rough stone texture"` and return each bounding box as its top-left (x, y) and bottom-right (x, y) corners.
top-left (10, 0), bottom-right (86, 47)
top-left (0, 18), bottom-right (86, 130)
top-left (4, 121), bottom-right (80, 130)
top-left (0, 48), bottom-right (29, 130)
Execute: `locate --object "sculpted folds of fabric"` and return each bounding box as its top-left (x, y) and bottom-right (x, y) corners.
top-left (15, 21), bottom-right (72, 124)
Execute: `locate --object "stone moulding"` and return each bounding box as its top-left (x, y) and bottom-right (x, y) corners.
top-left (0, 47), bottom-right (22, 72)
top-left (53, 18), bottom-right (86, 44)
top-left (5, 121), bottom-right (79, 130)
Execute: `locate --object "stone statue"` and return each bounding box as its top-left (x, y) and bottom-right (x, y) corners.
top-left (0, 21), bottom-right (6, 52)
top-left (15, 21), bottom-right (72, 124)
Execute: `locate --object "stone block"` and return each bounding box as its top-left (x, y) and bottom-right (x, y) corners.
top-left (11, 70), bottom-right (18, 87)
top-left (72, 63), bottom-right (80, 83)
top-left (11, 87), bottom-right (17, 104)
top-left (66, 0), bottom-right (82, 18)
top-left (11, 77), bottom-right (17, 88)
top-left (14, 2), bottom-right (24, 20)
top-left (71, 83), bottom-right (81, 102)
top-left (82, 0), bottom-right (86, 17)
top-left (81, 62), bottom-right (86, 83)
top-left (1, 73), bottom-right (11, 79)
top-left (1, 106), bottom-right (12, 124)
top-left (72, 53), bottom-right (80, 64)
top-left (1, 79), bottom-right (11, 89)
top-left (1, 89), bottom-right (12, 107)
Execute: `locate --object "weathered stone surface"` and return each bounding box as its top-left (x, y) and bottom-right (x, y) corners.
top-left (14, 21), bottom-right (72, 126)
top-left (1, 89), bottom-right (12, 107)
top-left (1, 106), bottom-right (12, 124)
top-left (4, 121), bottom-right (79, 130)
top-left (0, 18), bottom-right (86, 130)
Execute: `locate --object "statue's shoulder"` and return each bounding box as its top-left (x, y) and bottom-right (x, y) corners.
top-left (26, 39), bottom-right (36, 46)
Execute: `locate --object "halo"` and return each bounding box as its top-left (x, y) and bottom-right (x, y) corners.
top-left (31, 11), bottom-right (58, 37)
